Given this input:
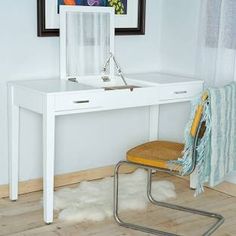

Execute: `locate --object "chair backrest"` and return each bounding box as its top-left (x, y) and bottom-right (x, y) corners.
top-left (190, 92), bottom-right (208, 138)
top-left (185, 92), bottom-right (208, 175)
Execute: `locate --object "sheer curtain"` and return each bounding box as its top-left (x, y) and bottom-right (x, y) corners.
top-left (66, 12), bottom-right (110, 77)
top-left (196, 0), bottom-right (236, 87)
top-left (196, 0), bottom-right (236, 184)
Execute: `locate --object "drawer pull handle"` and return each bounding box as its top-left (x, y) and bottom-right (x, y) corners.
top-left (174, 91), bottom-right (187, 94)
top-left (73, 100), bottom-right (90, 104)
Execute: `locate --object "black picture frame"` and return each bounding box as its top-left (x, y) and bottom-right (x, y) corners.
top-left (37, 0), bottom-right (146, 37)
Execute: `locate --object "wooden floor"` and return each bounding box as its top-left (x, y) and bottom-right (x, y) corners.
top-left (0, 174), bottom-right (236, 236)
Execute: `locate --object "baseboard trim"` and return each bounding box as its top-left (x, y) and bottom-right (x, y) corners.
top-left (213, 182), bottom-right (236, 197)
top-left (0, 165), bottom-right (136, 199)
top-left (177, 175), bottom-right (236, 197)
top-left (225, 171), bottom-right (236, 184)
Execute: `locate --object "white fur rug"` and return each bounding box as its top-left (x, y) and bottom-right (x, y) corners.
top-left (54, 169), bottom-right (176, 222)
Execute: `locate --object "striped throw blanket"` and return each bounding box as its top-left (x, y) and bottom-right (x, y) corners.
top-left (209, 82), bottom-right (236, 186)
top-left (171, 82), bottom-right (236, 195)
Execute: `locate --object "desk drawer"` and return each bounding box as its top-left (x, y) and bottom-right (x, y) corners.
top-left (159, 83), bottom-right (203, 101)
top-left (54, 93), bottom-right (102, 111)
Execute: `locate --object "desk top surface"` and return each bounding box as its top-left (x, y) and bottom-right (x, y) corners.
top-left (127, 72), bottom-right (201, 84)
top-left (10, 72), bottom-right (203, 94)
top-left (12, 79), bottom-right (102, 93)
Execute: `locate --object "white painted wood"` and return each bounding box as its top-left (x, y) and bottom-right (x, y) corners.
top-left (109, 7), bottom-right (115, 77)
top-left (158, 83), bottom-right (203, 101)
top-left (153, 97), bottom-right (201, 105)
top-left (54, 86), bottom-right (159, 112)
top-left (54, 107), bottom-right (107, 116)
top-left (54, 91), bottom-right (104, 111)
top-left (42, 95), bottom-right (55, 224)
top-left (8, 72), bottom-right (204, 223)
top-left (59, 6), bottom-right (66, 80)
top-left (127, 72), bottom-right (204, 85)
top-left (92, 87), bottom-right (159, 110)
top-left (60, 6), bottom-right (115, 80)
top-left (149, 105), bottom-right (160, 141)
top-left (14, 86), bottom-right (43, 114)
top-left (10, 79), bottom-right (101, 94)
top-left (79, 77), bottom-right (153, 88)
top-left (8, 85), bottom-right (20, 200)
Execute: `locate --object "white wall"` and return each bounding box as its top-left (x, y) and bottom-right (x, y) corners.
top-left (0, 0), bottom-right (200, 185)
top-left (157, 0), bottom-right (201, 147)
top-left (160, 0), bottom-right (201, 76)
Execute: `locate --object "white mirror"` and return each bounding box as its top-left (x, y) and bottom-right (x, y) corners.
top-left (60, 6), bottom-right (115, 80)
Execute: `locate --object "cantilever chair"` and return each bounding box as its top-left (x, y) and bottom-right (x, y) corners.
top-left (113, 93), bottom-right (224, 236)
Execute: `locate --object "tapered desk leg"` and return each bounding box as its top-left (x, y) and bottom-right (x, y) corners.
top-left (43, 97), bottom-right (55, 224)
top-left (149, 105), bottom-right (159, 141)
top-left (8, 85), bottom-right (20, 201)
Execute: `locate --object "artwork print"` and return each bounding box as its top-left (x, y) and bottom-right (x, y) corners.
top-left (38, 0), bottom-right (146, 36)
top-left (107, 0), bottom-right (127, 14)
top-left (58, 0), bottom-right (127, 14)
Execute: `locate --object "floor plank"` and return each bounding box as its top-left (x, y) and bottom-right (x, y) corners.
top-left (0, 174), bottom-right (235, 236)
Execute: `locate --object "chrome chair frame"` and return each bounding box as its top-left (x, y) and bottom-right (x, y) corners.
top-left (113, 120), bottom-right (224, 236)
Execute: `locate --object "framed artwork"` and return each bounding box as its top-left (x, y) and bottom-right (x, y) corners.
top-left (37, 0), bottom-right (146, 36)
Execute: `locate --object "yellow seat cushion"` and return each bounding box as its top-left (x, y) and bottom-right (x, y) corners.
top-left (127, 141), bottom-right (184, 170)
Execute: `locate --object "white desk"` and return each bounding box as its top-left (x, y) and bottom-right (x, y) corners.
top-left (8, 72), bottom-right (203, 223)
